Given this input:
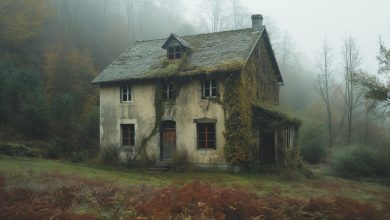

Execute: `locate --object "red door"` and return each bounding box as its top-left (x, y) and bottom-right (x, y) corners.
top-left (160, 121), bottom-right (176, 161)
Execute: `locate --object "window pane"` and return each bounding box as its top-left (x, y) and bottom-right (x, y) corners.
top-left (208, 140), bottom-right (216, 148)
top-left (198, 132), bottom-right (206, 140)
top-left (197, 123), bottom-right (216, 149)
top-left (121, 86), bottom-right (131, 102)
top-left (168, 53), bottom-right (175, 59)
top-left (122, 93), bottom-right (127, 101)
top-left (211, 79), bottom-right (217, 88)
top-left (121, 124), bottom-right (135, 146)
top-left (204, 87), bottom-right (210, 97)
top-left (198, 140), bottom-right (206, 148)
top-left (211, 87), bottom-right (217, 97)
top-left (204, 80), bottom-right (210, 89)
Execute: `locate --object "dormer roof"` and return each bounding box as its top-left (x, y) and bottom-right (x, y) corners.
top-left (161, 33), bottom-right (192, 50)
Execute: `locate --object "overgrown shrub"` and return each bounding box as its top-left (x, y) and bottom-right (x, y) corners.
top-left (45, 144), bottom-right (63, 159)
top-left (69, 151), bottom-right (85, 163)
top-left (300, 121), bottom-right (327, 164)
top-left (98, 146), bottom-right (120, 166)
top-left (331, 144), bottom-right (390, 178)
top-left (171, 149), bottom-right (191, 171)
top-left (0, 142), bottom-right (41, 157)
top-left (124, 153), bottom-right (157, 169)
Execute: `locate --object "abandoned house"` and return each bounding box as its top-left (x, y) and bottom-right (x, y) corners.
top-left (92, 14), bottom-right (301, 168)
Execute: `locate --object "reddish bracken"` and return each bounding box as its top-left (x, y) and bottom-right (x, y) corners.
top-left (0, 173), bottom-right (388, 220)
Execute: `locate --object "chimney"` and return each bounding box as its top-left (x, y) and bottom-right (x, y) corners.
top-left (251, 14), bottom-right (263, 31)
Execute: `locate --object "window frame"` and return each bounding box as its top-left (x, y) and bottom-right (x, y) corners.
top-left (121, 124), bottom-right (135, 146)
top-left (167, 46), bottom-right (181, 60)
top-left (202, 79), bottom-right (217, 98)
top-left (196, 122), bottom-right (216, 149)
top-left (162, 81), bottom-right (175, 101)
top-left (120, 85), bottom-right (132, 103)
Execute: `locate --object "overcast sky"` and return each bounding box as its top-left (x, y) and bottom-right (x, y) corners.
top-left (184, 0), bottom-right (390, 74)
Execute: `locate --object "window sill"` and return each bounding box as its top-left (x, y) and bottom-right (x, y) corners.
top-left (201, 97), bottom-right (222, 104)
top-left (120, 101), bottom-right (133, 105)
top-left (197, 148), bottom-right (217, 150)
top-left (122, 145), bottom-right (135, 151)
top-left (163, 101), bottom-right (176, 105)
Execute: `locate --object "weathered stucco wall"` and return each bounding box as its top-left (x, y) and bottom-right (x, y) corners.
top-left (99, 83), bottom-right (158, 159)
top-left (99, 79), bottom-right (227, 164)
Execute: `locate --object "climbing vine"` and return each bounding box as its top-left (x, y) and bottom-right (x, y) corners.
top-left (223, 64), bottom-right (257, 165)
top-left (134, 56), bottom-right (188, 160)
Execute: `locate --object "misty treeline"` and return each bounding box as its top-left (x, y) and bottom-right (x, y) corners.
top-left (0, 0), bottom-right (252, 156)
top-left (0, 0), bottom-right (389, 165)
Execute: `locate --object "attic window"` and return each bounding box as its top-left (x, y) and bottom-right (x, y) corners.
top-left (168, 46), bottom-right (181, 60)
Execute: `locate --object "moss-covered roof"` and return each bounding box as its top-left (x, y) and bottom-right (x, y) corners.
top-left (92, 28), bottom-right (264, 84)
top-left (253, 103), bottom-right (301, 127)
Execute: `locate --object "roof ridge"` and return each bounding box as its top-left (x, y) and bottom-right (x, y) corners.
top-left (134, 28), bottom-right (253, 43)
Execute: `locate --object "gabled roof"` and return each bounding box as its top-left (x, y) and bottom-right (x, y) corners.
top-left (161, 33), bottom-right (192, 49)
top-left (92, 27), bottom-right (281, 84)
top-left (253, 103), bottom-right (301, 127)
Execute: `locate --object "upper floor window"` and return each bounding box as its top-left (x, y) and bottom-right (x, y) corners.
top-left (202, 79), bottom-right (217, 98)
top-left (163, 81), bottom-right (175, 101)
top-left (168, 46), bottom-right (181, 60)
top-left (120, 85), bottom-right (131, 102)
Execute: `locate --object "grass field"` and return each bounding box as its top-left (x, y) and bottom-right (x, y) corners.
top-left (0, 156), bottom-right (389, 219)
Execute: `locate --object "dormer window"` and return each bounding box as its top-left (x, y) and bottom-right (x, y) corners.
top-left (168, 46), bottom-right (181, 60)
top-left (162, 33), bottom-right (192, 61)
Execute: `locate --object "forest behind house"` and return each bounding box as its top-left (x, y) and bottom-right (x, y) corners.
top-left (1, 0), bottom-right (389, 175)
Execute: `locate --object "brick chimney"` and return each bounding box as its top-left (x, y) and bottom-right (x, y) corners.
top-left (251, 14), bottom-right (263, 31)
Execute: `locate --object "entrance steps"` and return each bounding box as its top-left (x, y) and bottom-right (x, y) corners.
top-left (148, 161), bottom-right (172, 172)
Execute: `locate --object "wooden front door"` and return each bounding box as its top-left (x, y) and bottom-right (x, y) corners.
top-left (260, 131), bottom-right (276, 164)
top-left (160, 121), bottom-right (176, 161)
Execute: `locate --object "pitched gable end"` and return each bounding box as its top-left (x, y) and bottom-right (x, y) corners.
top-left (161, 33), bottom-right (192, 49)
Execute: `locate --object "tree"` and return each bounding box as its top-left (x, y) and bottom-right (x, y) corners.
top-left (230, 0), bottom-right (249, 29)
top-left (354, 40), bottom-right (389, 117)
top-left (200, 0), bottom-right (223, 32)
top-left (342, 35), bottom-right (364, 145)
top-left (378, 40), bottom-right (390, 74)
top-left (0, 0), bottom-right (50, 49)
top-left (314, 40), bottom-right (335, 148)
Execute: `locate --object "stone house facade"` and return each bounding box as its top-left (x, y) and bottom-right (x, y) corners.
top-left (92, 14), bottom-right (300, 168)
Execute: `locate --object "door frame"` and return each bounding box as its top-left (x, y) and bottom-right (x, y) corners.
top-left (259, 130), bottom-right (276, 164)
top-left (160, 120), bottom-right (176, 161)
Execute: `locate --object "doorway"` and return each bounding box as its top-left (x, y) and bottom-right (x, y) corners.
top-left (260, 131), bottom-right (276, 164)
top-left (160, 121), bottom-right (176, 161)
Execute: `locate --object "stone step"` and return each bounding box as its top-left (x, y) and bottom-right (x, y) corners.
top-left (148, 161), bottom-right (172, 172)
top-left (148, 166), bottom-right (170, 172)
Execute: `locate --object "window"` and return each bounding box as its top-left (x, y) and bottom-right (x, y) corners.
top-left (168, 46), bottom-right (181, 60)
top-left (197, 123), bottom-right (216, 149)
top-left (121, 124), bottom-right (135, 146)
top-left (120, 85), bottom-right (131, 102)
top-left (202, 79), bottom-right (217, 98)
top-left (286, 126), bottom-right (295, 149)
top-left (163, 81), bottom-right (175, 101)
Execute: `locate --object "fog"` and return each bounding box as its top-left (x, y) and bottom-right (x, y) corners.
top-left (183, 0), bottom-right (390, 75)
